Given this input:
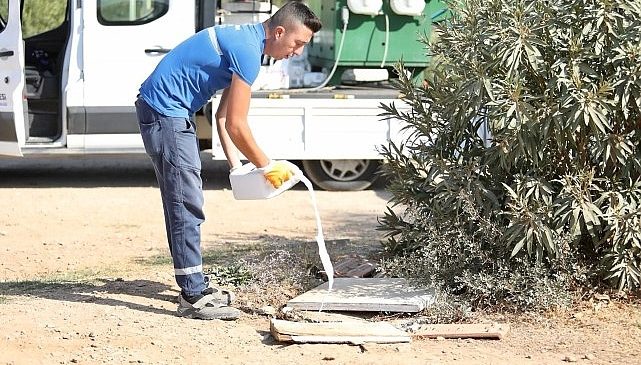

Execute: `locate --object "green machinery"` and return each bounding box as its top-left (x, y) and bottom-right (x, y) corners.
top-left (306, 0), bottom-right (447, 85)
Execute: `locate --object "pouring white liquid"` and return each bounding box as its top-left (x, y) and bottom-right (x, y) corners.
top-left (229, 162), bottom-right (335, 306)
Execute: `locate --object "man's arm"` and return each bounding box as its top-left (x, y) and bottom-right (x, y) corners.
top-left (224, 73), bottom-right (270, 168)
top-left (215, 88), bottom-right (242, 170)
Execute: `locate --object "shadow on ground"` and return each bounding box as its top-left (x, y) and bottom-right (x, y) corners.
top-left (0, 278), bottom-right (178, 317)
top-left (0, 236), bottom-right (389, 325)
top-left (0, 152), bottom-right (390, 192)
top-left (0, 152), bottom-right (228, 189)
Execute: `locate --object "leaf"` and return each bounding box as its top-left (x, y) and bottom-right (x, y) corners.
top-left (511, 237), bottom-right (527, 258)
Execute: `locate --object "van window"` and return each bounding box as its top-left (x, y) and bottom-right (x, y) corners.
top-left (98, 0), bottom-right (169, 26)
top-left (0, 1), bottom-right (8, 34)
top-left (22, 0), bottom-right (67, 38)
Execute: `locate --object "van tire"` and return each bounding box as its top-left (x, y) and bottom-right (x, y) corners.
top-left (301, 159), bottom-right (380, 191)
top-left (204, 102), bottom-right (213, 125)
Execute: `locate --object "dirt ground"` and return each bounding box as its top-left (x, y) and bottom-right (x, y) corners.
top-left (1, 154), bottom-right (640, 365)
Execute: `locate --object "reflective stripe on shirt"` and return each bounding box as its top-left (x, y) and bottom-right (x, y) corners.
top-left (208, 27), bottom-right (223, 56)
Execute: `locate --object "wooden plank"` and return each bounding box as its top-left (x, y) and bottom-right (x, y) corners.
top-left (412, 323), bottom-right (510, 340)
top-left (270, 319), bottom-right (411, 344)
top-left (287, 278), bottom-right (435, 313)
top-left (333, 256), bottom-right (378, 278)
top-left (344, 262), bottom-right (376, 277)
top-left (291, 335), bottom-right (408, 344)
top-left (333, 257), bottom-right (361, 275)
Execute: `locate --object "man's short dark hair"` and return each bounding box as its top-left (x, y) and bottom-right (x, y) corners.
top-left (269, 1), bottom-right (322, 33)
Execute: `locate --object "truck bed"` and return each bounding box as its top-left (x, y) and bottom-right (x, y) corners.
top-left (210, 83), bottom-right (408, 161)
top-left (249, 84), bottom-right (401, 99)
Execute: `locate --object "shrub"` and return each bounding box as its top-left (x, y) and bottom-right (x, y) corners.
top-left (379, 0), bottom-right (641, 311)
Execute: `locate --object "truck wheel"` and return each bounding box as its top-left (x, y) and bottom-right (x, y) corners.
top-left (301, 159), bottom-right (380, 191)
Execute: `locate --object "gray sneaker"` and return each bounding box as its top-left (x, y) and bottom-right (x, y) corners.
top-left (175, 284), bottom-right (235, 306)
top-left (177, 288), bottom-right (241, 320)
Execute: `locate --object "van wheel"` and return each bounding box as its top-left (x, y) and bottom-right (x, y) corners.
top-left (301, 159), bottom-right (380, 191)
top-left (204, 102), bottom-right (213, 125)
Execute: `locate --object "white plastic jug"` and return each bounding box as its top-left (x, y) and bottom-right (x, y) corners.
top-left (229, 161), bottom-right (301, 200)
top-left (228, 160), bottom-right (335, 293)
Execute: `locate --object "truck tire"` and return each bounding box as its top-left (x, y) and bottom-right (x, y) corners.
top-left (301, 159), bottom-right (380, 191)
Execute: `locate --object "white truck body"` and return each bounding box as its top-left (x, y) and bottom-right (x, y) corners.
top-left (0, 0), bottom-right (409, 190)
top-left (210, 96), bottom-right (405, 160)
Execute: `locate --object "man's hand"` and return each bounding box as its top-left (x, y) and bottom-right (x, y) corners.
top-left (260, 161), bottom-right (294, 188)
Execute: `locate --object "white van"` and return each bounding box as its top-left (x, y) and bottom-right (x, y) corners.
top-left (0, 0), bottom-right (410, 190)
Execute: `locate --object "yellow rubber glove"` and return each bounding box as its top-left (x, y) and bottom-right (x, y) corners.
top-left (261, 161), bottom-right (294, 188)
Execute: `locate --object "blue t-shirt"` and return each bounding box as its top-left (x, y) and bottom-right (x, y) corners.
top-left (139, 23), bottom-right (265, 118)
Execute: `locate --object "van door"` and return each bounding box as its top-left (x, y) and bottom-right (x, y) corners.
top-left (0, 0), bottom-right (25, 156)
top-left (73, 0), bottom-right (194, 150)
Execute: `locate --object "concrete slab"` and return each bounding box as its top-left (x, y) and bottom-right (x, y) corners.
top-left (287, 278), bottom-right (435, 312)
